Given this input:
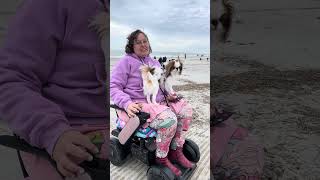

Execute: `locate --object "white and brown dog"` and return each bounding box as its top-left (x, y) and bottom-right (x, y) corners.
top-left (140, 65), bottom-right (163, 104)
top-left (161, 57), bottom-right (183, 96)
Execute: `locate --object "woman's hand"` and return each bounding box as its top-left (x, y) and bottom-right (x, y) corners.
top-left (126, 102), bottom-right (142, 118)
top-left (167, 94), bottom-right (178, 102)
top-left (52, 130), bottom-right (99, 178)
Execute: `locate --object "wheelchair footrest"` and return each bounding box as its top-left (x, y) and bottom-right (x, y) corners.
top-left (131, 143), bottom-right (155, 165)
top-left (175, 163), bottom-right (197, 180)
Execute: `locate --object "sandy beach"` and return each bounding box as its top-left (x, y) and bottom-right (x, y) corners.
top-left (213, 0), bottom-right (320, 179)
top-left (110, 56), bottom-right (210, 179)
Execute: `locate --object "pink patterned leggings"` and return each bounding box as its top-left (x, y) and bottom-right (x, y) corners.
top-left (150, 100), bottom-right (193, 158)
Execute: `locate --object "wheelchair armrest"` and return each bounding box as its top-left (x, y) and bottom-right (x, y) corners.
top-left (114, 109), bottom-right (150, 145)
top-left (0, 135), bottom-right (52, 161)
top-left (110, 104), bottom-right (125, 111)
top-left (111, 104), bottom-right (150, 124)
top-left (0, 135), bottom-right (109, 180)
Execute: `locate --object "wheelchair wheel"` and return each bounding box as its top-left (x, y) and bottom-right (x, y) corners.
top-left (147, 165), bottom-right (175, 180)
top-left (110, 137), bottom-right (127, 166)
top-left (183, 139), bottom-right (200, 163)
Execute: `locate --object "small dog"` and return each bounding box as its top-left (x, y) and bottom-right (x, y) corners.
top-left (161, 57), bottom-right (183, 96)
top-left (140, 65), bottom-right (163, 104)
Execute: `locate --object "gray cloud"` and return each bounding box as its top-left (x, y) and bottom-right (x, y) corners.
top-left (111, 0), bottom-right (209, 53)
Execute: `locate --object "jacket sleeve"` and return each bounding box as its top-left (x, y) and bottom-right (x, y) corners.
top-left (110, 58), bottom-right (133, 110)
top-left (0, 0), bottom-right (72, 155)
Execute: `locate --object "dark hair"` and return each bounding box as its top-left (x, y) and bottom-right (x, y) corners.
top-left (125, 29), bottom-right (152, 54)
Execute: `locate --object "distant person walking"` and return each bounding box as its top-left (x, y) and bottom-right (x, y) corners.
top-left (163, 56), bottom-right (167, 63)
top-left (158, 57), bottom-right (163, 65)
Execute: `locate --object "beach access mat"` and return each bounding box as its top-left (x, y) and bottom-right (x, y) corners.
top-left (110, 111), bottom-right (210, 179)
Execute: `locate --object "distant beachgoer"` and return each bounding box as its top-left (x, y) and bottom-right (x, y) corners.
top-left (161, 56), bottom-right (167, 68)
top-left (158, 57), bottom-right (163, 65)
top-left (184, 53), bottom-right (186, 59)
top-left (163, 56), bottom-right (167, 63)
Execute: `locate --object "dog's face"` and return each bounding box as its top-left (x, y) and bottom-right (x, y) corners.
top-left (211, 0), bottom-right (233, 43)
top-left (140, 65), bottom-right (162, 81)
top-left (150, 67), bottom-right (163, 80)
top-left (165, 59), bottom-right (183, 77)
top-left (173, 59), bottom-right (183, 75)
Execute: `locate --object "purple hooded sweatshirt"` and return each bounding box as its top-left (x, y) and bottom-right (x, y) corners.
top-left (0, 0), bottom-right (107, 155)
top-left (110, 54), bottom-right (165, 110)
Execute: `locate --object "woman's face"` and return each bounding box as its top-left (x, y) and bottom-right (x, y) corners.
top-left (133, 33), bottom-right (150, 57)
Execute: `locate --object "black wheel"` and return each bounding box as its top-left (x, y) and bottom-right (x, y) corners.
top-left (183, 139), bottom-right (200, 163)
top-left (147, 166), bottom-right (175, 180)
top-left (110, 137), bottom-right (127, 166)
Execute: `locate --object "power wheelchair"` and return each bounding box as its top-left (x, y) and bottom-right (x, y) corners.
top-left (110, 104), bottom-right (200, 180)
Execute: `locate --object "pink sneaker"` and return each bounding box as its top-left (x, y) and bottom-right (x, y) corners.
top-left (155, 157), bottom-right (182, 176)
top-left (168, 147), bottom-right (195, 169)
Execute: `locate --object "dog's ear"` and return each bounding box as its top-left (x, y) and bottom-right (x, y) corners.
top-left (150, 67), bottom-right (155, 75)
top-left (179, 62), bottom-right (183, 75)
top-left (165, 61), bottom-right (174, 77)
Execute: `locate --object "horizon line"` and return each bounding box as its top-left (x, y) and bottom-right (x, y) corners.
top-left (110, 49), bottom-right (210, 54)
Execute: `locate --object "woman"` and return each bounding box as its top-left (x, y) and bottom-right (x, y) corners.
top-left (110, 29), bottom-right (194, 177)
top-left (0, 0), bottom-right (108, 179)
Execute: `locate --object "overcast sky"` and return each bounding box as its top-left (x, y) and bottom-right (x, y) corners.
top-left (110, 0), bottom-right (210, 54)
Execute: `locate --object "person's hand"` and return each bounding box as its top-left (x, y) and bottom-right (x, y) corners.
top-left (52, 130), bottom-right (99, 178)
top-left (167, 94), bottom-right (178, 102)
top-left (126, 102), bottom-right (142, 118)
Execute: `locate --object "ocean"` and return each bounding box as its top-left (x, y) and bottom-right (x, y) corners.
top-left (110, 49), bottom-right (209, 60)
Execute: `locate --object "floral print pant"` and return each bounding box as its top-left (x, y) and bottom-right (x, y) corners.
top-left (150, 100), bottom-right (193, 158)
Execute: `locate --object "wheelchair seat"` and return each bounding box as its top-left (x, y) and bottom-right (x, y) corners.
top-left (116, 117), bottom-right (157, 138)
top-left (110, 104), bottom-right (200, 180)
